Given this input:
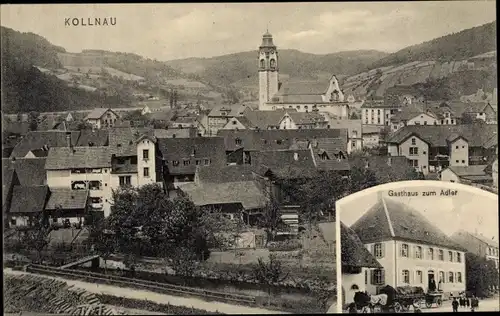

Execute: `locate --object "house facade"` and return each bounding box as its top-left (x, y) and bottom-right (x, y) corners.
top-left (351, 198), bottom-right (466, 297)
top-left (45, 145), bottom-right (113, 217)
top-left (84, 108), bottom-right (120, 129)
top-left (361, 100), bottom-right (400, 127)
top-left (440, 165), bottom-right (492, 186)
top-left (386, 125), bottom-right (498, 175)
top-left (451, 230), bottom-right (499, 270)
top-left (278, 112), bottom-right (328, 130)
top-left (207, 104), bottom-right (247, 136)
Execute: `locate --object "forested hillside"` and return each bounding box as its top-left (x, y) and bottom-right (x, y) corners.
top-left (1, 27), bottom-right (131, 113)
top-left (165, 49), bottom-right (389, 87)
top-left (370, 22), bottom-right (496, 69)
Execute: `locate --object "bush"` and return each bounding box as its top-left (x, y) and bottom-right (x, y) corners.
top-left (268, 239), bottom-right (302, 252)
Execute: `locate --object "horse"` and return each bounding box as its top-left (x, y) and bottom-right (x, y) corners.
top-left (352, 291), bottom-right (389, 313)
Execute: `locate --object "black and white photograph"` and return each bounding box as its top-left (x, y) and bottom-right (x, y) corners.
top-left (1, 1), bottom-right (498, 315)
top-left (337, 181), bottom-right (499, 313)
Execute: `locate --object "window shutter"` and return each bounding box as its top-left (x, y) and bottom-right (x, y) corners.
top-left (371, 270), bottom-right (375, 285)
top-left (381, 270), bottom-right (385, 284)
top-left (371, 244), bottom-right (375, 255)
top-left (381, 243), bottom-right (385, 258)
top-left (399, 244), bottom-right (402, 257)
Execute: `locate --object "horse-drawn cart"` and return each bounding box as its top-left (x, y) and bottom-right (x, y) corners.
top-left (425, 292), bottom-right (443, 308)
top-left (393, 286), bottom-right (425, 312)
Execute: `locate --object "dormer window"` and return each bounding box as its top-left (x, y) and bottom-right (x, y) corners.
top-left (235, 138), bottom-right (242, 145)
top-left (260, 59), bottom-right (265, 68)
top-left (270, 59), bottom-right (276, 69)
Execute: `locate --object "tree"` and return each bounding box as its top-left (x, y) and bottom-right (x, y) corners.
top-left (259, 195), bottom-right (283, 246)
top-left (348, 165), bottom-right (379, 194)
top-left (252, 254), bottom-right (289, 305)
top-left (21, 211), bottom-right (51, 264)
top-left (28, 111), bottom-right (40, 131)
top-left (349, 112), bottom-right (359, 119)
top-left (466, 252), bottom-right (500, 298)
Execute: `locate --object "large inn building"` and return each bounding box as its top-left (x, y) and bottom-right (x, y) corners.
top-left (350, 197), bottom-right (466, 298)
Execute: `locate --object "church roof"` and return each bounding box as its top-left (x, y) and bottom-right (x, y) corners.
top-left (276, 81), bottom-right (328, 96)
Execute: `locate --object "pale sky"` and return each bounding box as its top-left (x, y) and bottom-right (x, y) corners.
top-left (338, 182), bottom-right (498, 242)
top-left (0, 2), bottom-right (496, 61)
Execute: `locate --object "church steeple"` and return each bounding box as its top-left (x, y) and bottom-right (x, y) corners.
top-left (258, 30), bottom-right (279, 110)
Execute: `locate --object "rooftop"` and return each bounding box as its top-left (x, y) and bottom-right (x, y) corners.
top-left (9, 185), bottom-right (49, 214)
top-left (179, 181), bottom-right (267, 210)
top-left (45, 146), bottom-right (111, 170)
top-left (10, 131), bottom-right (80, 158)
top-left (351, 197), bottom-right (466, 251)
top-left (208, 104), bottom-right (248, 117)
top-left (45, 189), bottom-right (89, 210)
top-left (386, 124), bottom-right (498, 148)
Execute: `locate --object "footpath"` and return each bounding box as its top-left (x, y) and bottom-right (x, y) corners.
top-left (4, 268), bottom-right (289, 315)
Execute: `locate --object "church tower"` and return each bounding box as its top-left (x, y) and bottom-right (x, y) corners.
top-left (258, 31), bottom-right (279, 110)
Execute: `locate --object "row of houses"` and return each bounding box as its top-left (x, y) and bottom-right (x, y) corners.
top-left (339, 197), bottom-right (499, 306)
top-left (2, 127), bottom-right (356, 229)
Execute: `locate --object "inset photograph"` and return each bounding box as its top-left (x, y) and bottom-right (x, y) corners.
top-left (337, 181), bottom-right (499, 313)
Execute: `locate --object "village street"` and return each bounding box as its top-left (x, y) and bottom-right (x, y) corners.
top-left (418, 296), bottom-right (500, 313)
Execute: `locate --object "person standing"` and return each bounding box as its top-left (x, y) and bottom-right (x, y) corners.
top-left (452, 297), bottom-right (459, 312)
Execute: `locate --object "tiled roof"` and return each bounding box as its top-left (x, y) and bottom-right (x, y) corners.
top-left (158, 137), bottom-right (227, 175)
top-left (208, 104), bottom-right (248, 117)
top-left (179, 181), bottom-right (267, 210)
top-left (386, 124), bottom-right (498, 147)
top-left (217, 129), bottom-right (348, 152)
top-left (326, 119), bottom-right (362, 138)
top-left (312, 138), bottom-right (348, 157)
top-left (45, 189), bottom-right (89, 210)
top-left (9, 185), bottom-right (49, 214)
top-left (361, 100), bottom-right (400, 109)
top-left (351, 198), bottom-right (466, 251)
top-left (251, 149), bottom-right (317, 179)
top-left (153, 128), bottom-right (195, 138)
top-left (108, 127), bottom-right (152, 156)
top-left (45, 146), bottom-right (111, 170)
top-left (85, 108), bottom-right (118, 120)
top-left (276, 81), bottom-right (328, 96)
top-left (38, 114), bottom-right (64, 131)
top-left (391, 104), bottom-right (427, 122)
top-left (287, 112), bottom-right (327, 125)
top-left (275, 94), bottom-right (324, 103)
top-left (243, 108), bottom-right (293, 129)
top-left (75, 129), bottom-right (109, 147)
top-left (339, 222), bottom-right (382, 268)
top-left (6, 158), bottom-right (47, 186)
top-left (447, 165), bottom-right (488, 177)
top-left (145, 109), bottom-right (175, 122)
top-left (362, 125), bottom-right (385, 135)
top-left (316, 159), bottom-right (351, 172)
top-left (10, 131), bottom-right (80, 158)
top-left (196, 165), bottom-right (255, 184)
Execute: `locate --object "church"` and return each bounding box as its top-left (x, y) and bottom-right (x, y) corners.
top-left (257, 31), bottom-right (350, 119)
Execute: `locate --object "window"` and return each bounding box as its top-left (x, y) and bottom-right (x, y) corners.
top-left (428, 247), bottom-right (434, 260)
top-left (411, 138), bottom-right (416, 145)
top-left (401, 243), bottom-right (409, 257)
top-left (456, 160), bottom-right (459, 163)
top-left (462, 160), bottom-right (465, 163)
top-left (270, 59), bottom-right (276, 69)
top-left (374, 243), bottom-right (384, 258)
top-left (377, 109), bottom-right (381, 115)
top-left (424, 121), bottom-right (427, 125)
top-left (143, 167), bottom-right (149, 177)
top-left (183, 160), bottom-right (190, 166)
top-left (172, 160), bottom-right (179, 166)
top-left (372, 269), bottom-right (385, 285)
top-left (416, 270), bottom-right (423, 283)
top-left (11, 218), bottom-right (16, 226)
top-left (377, 117), bottom-right (380, 124)
top-left (448, 251), bottom-right (453, 262)
top-left (351, 141), bottom-right (356, 148)
top-left (409, 147), bottom-right (419, 156)
top-left (438, 249), bottom-right (444, 261)
top-left (365, 270), bottom-right (368, 284)
top-left (195, 160), bottom-right (200, 165)
top-left (456, 146), bottom-right (459, 149)
top-left (439, 271), bottom-right (445, 283)
top-left (415, 121), bottom-right (421, 125)
top-left (232, 120), bottom-right (237, 125)
top-left (88, 181), bottom-right (101, 190)
top-left (204, 159), bottom-right (210, 166)
top-left (143, 149), bottom-right (149, 160)
top-left (410, 159), bottom-right (418, 167)
top-left (402, 270), bottom-right (410, 283)
top-left (119, 176), bottom-right (131, 187)
top-left (457, 272), bottom-right (462, 283)
top-left (415, 246), bottom-right (422, 259)
top-left (448, 272), bottom-right (454, 283)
